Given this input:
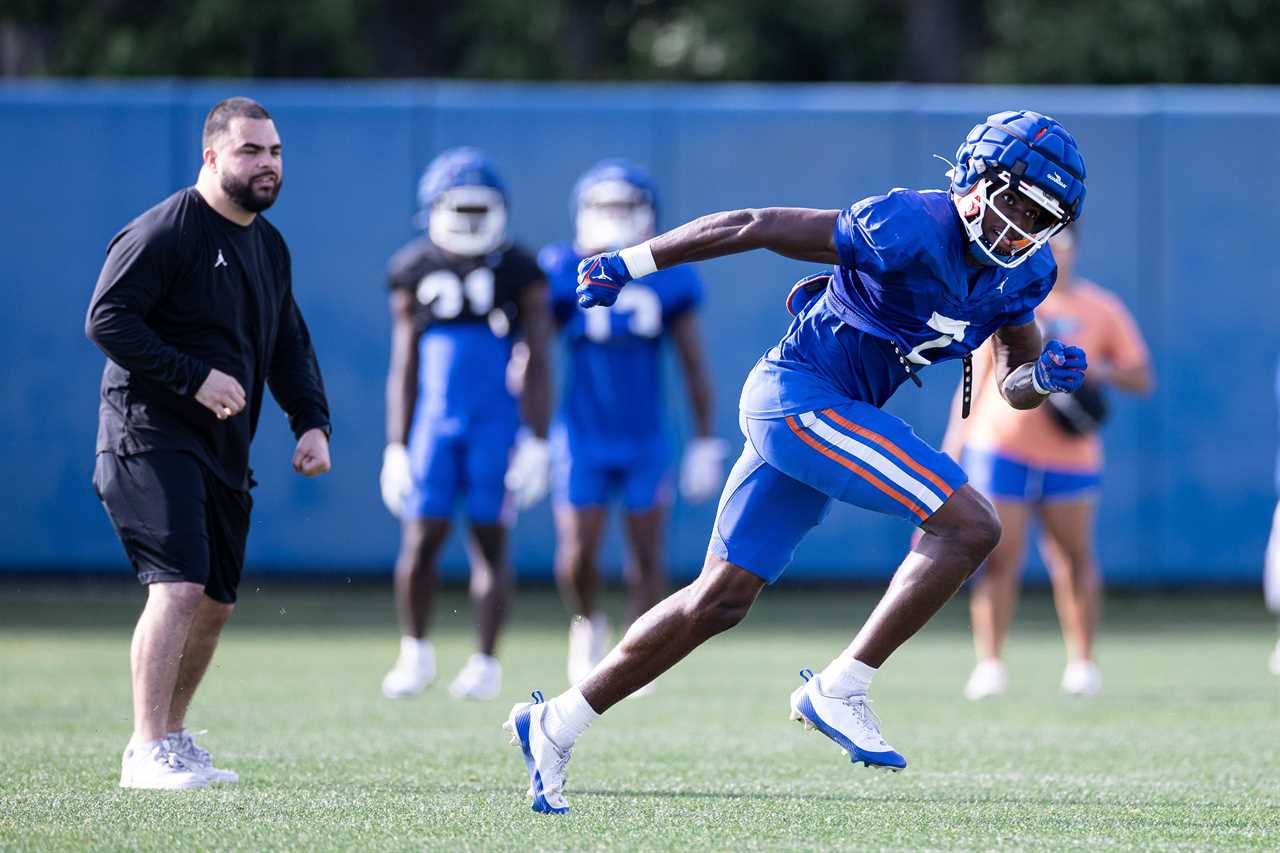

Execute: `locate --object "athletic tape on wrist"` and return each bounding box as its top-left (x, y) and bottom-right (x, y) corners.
top-left (619, 242), bottom-right (657, 279)
top-left (1030, 364), bottom-right (1052, 395)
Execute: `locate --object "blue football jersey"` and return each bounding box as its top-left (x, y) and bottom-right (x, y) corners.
top-left (539, 241), bottom-right (703, 445)
top-left (387, 237), bottom-right (542, 426)
top-left (741, 188), bottom-right (1057, 418)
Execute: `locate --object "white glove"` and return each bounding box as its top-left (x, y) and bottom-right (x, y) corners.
top-left (505, 434), bottom-right (550, 510)
top-left (680, 436), bottom-right (729, 503)
top-left (380, 443), bottom-right (413, 517)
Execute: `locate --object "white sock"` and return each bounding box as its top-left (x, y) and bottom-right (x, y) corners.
top-left (542, 687), bottom-right (600, 749)
top-left (401, 636), bottom-right (434, 666)
top-left (818, 653), bottom-right (878, 698)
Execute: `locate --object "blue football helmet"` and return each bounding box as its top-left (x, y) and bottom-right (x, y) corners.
top-left (572, 158), bottom-right (658, 254)
top-left (417, 147), bottom-right (509, 257)
top-left (949, 110), bottom-right (1086, 269)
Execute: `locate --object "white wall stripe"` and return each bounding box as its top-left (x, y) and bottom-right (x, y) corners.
top-left (797, 411), bottom-right (944, 513)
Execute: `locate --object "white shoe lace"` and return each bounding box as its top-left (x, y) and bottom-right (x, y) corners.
top-left (172, 731), bottom-right (211, 766)
top-left (840, 695), bottom-right (882, 733)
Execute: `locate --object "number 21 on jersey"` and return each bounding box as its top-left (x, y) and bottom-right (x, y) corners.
top-left (416, 267), bottom-right (495, 318)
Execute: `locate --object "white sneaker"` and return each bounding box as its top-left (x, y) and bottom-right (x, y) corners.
top-left (503, 692), bottom-right (572, 814)
top-left (119, 740), bottom-right (208, 790)
top-left (567, 613), bottom-right (609, 685)
top-left (382, 637), bottom-right (436, 699)
top-left (450, 653), bottom-right (502, 701)
top-left (1061, 660), bottom-right (1102, 696)
top-left (788, 670), bottom-right (906, 770)
top-left (963, 658), bottom-right (1008, 701)
top-left (1270, 639), bottom-right (1280, 676)
top-left (168, 729), bottom-right (239, 783)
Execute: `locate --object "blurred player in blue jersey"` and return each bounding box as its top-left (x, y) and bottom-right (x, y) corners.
top-left (379, 148), bottom-right (553, 701)
top-left (539, 159), bottom-right (726, 688)
top-left (504, 110), bottom-right (1092, 813)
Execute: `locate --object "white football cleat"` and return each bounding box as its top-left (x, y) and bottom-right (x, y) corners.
top-left (503, 692), bottom-right (572, 814)
top-left (788, 669), bottom-right (906, 770)
top-left (381, 637), bottom-right (436, 699)
top-left (1269, 638), bottom-right (1280, 676)
top-left (167, 729), bottom-right (239, 783)
top-left (1060, 660), bottom-right (1102, 696)
top-left (567, 613), bottom-right (609, 686)
top-left (963, 658), bottom-right (1008, 701)
top-left (449, 653), bottom-right (502, 701)
top-left (119, 740), bottom-right (208, 790)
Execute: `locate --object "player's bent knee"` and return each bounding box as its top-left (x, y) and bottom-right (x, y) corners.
top-left (681, 558), bottom-right (764, 639)
top-left (928, 486), bottom-right (1002, 559)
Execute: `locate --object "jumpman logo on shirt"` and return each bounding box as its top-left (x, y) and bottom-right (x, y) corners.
top-left (214, 249), bottom-right (228, 269)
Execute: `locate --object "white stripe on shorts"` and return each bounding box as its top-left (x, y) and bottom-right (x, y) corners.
top-left (797, 411), bottom-right (944, 513)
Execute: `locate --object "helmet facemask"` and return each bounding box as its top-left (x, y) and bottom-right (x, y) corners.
top-left (428, 186), bottom-right (508, 257)
top-left (954, 163), bottom-right (1069, 269)
top-left (574, 179), bottom-right (656, 254)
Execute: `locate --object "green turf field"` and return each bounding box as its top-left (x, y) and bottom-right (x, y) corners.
top-left (1, 580), bottom-right (1277, 851)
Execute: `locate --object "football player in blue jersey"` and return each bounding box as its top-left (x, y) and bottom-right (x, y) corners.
top-left (503, 110), bottom-right (1092, 813)
top-left (379, 148), bottom-right (553, 701)
top-left (539, 159), bottom-right (726, 689)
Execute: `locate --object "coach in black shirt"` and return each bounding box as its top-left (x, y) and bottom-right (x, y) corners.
top-left (85, 97), bottom-right (332, 790)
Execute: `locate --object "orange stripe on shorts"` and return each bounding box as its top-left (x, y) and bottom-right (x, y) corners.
top-left (820, 408), bottom-right (954, 498)
top-left (785, 416), bottom-right (929, 522)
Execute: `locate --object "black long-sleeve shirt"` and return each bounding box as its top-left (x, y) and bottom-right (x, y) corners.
top-left (86, 187), bottom-right (330, 491)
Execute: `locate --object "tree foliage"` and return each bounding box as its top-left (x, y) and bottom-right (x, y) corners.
top-left (3, 0), bottom-right (1279, 83)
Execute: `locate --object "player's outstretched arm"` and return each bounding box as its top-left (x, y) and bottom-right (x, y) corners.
top-left (992, 321), bottom-right (1088, 409)
top-left (577, 208), bottom-right (839, 308)
top-left (651, 207), bottom-right (841, 267)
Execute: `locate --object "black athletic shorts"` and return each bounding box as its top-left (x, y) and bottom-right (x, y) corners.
top-left (93, 450), bottom-right (252, 604)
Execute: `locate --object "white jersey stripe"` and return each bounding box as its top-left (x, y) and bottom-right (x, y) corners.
top-left (798, 411), bottom-right (944, 513)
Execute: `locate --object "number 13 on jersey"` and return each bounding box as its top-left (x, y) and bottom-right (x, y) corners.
top-left (583, 284), bottom-right (662, 342)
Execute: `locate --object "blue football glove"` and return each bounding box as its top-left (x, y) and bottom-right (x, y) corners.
top-left (1033, 339), bottom-right (1088, 393)
top-left (576, 252), bottom-right (633, 308)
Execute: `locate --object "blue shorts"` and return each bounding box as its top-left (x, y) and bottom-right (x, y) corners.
top-left (551, 425), bottom-right (670, 512)
top-left (710, 403), bottom-right (967, 584)
top-left (404, 414), bottom-right (518, 524)
top-left (961, 446), bottom-right (1100, 504)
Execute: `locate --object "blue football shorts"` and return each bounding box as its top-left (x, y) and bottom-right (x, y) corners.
top-left (709, 403), bottom-right (968, 584)
top-left (960, 446), bottom-right (1100, 504)
top-left (404, 413), bottom-right (519, 524)
top-left (550, 424), bottom-right (670, 512)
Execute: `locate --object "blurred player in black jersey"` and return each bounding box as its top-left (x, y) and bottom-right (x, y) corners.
top-left (379, 148), bottom-right (552, 701)
top-left (85, 97), bottom-right (332, 789)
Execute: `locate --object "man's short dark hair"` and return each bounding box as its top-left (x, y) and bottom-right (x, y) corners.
top-left (202, 97), bottom-right (272, 148)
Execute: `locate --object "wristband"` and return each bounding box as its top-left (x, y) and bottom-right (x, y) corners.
top-left (619, 242), bottom-right (657, 279)
top-left (1030, 365), bottom-right (1051, 395)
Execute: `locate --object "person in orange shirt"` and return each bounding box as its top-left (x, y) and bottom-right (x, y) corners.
top-left (941, 227), bottom-right (1152, 698)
